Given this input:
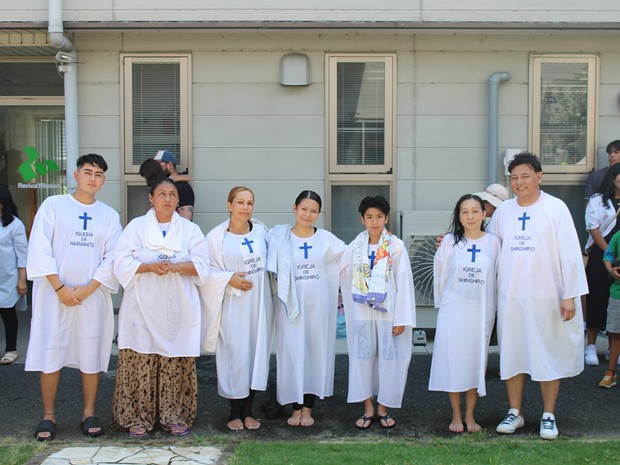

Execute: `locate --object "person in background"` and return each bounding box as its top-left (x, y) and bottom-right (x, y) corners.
top-left (153, 150), bottom-right (195, 221)
top-left (266, 190), bottom-right (345, 427)
top-left (583, 164), bottom-right (620, 366)
top-left (0, 185), bottom-right (28, 366)
top-left (473, 184), bottom-right (509, 221)
top-left (584, 140), bottom-right (620, 200)
top-left (429, 194), bottom-right (500, 433)
top-left (339, 195), bottom-right (416, 430)
top-left (26, 154), bottom-right (122, 441)
top-left (599, 231), bottom-right (620, 388)
top-left (201, 186), bottom-right (274, 431)
top-left (112, 177), bottom-right (210, 438)
top-left (490, 153), bottom-right (587, 441)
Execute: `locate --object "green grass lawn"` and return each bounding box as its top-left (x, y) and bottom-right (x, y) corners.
top-left (3, 437), bottom-right (620, 465)
top-left (230, 438), bottom-right (620, 465)
top-left (0, 443), bottom-right (44, 465)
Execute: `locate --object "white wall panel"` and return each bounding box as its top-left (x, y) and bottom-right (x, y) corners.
top-left (6, 1), bottom-right (620, 24)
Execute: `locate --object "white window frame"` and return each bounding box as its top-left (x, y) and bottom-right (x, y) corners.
top-left (529, 54), bottom-right (598, 176)
top-left (121, 54), bottom-right (192, 175)
top-left (326, 53), bottom-right (395, 174)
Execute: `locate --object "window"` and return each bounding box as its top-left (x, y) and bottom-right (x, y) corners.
top-left (327, 54), bottom-right (394, 174)
top-left (122, 54), bottom-right (191, 174)
top-left (326, 54), bottom-right (395, 234)
top-left (530, 55), bottom-right (598, 174)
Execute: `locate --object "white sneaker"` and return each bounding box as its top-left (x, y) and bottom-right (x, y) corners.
top-left (540, 413), bottom-right (559, 440)
top-left (585, 344), bottom-right (599, 366)
top-left (496, 408), bottom-right (525, 434)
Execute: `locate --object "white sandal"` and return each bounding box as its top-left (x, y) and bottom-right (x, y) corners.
top-left (0, 351), bottom-right (18, 365)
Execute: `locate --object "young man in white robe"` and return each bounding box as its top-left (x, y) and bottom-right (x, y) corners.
top-left (340, 195), bottom-right (416, 430)
top-left (488, 152), bottom-right (588, 440)
top-left (26, 154), bottom-right (121, 441)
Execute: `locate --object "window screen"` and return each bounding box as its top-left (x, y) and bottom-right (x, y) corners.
top-left (131, 62), bottom-right (181, 166)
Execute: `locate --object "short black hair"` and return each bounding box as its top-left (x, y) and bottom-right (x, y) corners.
top-left (508, 152), bottom-right (542, 174)
top-left (77, 153), bottom-right (108, 172)
top-left (358, 195), bottom-right (390, 217)
top-left (606, 140), bottom-right (620, 154)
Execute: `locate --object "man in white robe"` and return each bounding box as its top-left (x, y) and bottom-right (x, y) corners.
top-left (26, 154), bottom-right (121, 440)
top-left (488, 152), bottom-right (588, 440)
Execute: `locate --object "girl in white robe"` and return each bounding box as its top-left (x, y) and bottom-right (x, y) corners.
top-left (429, 194), bottom-right (500, 433)
top-left (112, 178), bottom-right (210, 438)
top-left (266, 190), bottom-right (346, 427)
top-left (201, 186), bottom-right (274, 431)
top-left (339, 195), bottom-right (416, 430)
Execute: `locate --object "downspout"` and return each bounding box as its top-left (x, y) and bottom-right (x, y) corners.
top-left (487, 72), bottom-right (511, 185)
top-left (48, 0), bottom-right (78, 192)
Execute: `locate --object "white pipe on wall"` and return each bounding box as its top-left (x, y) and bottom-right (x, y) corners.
top-left (487, 72), bottom-right (511, 185)
top-left (48, 0), bottom-right (78, 192)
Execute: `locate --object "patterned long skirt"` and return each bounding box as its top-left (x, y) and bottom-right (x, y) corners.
top-left (112, 349), bottom-right (197, 432)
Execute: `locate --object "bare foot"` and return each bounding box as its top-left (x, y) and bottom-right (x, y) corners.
top-left (465, 418), bottom-right (481, 432)
top-left (129, 425), bottom-right (147, 438)
top-left (449, 419), bottom-right (464, 433)
top-left (227, 419), bottom-right (244, 431)
top-left (300, 408), bottom-right (314, 427)
top-left (244, 416), bottom-right (261, 430)
top-left (287, 410), bottom-right (302, 426)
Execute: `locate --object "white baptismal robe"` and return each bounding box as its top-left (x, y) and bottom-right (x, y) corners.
top-left (114, 210), bottom-right (211, 357)
top-left (339, 235), bottom-right (416, 408)
top-left (0, 216), bottom-right (28, 308)
top-left (488, 192), bottom-right (588, 381)
top-left (268, 227), bottom-right (345, 406)
top-left (429, 233), bottom-right (499, 396)
top-left (26, 195), bottom-right (121, 374)
top-left (201, 220), bottom-right (274, 399)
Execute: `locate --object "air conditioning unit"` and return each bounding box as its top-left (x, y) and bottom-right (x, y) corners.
top-left (398, 210), bottom-right (452, 328)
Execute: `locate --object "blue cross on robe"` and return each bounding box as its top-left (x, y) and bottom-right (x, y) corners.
top-left (368, 250), bottom-right (376, 270)
top-left (241, 238), bottom-right (254, 253)
top-left (79, 212), bottom-right (92, 230)
top-left (467, 244), bottom-right (481, 263)
top-left (299, 242), bottom-right (312, 259)
top-left (518, 212), bottom-right (531, 231)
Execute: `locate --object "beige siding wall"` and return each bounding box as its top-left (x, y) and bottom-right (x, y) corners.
top-left (5, 1), bottom-right (620, 24)
top-left (69, 30), bottom-right (620, 234)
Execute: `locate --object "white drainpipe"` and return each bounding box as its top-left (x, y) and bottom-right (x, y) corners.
top-left (48, 0), bottom-right (78, 192)
top-left (487, 72), bottom-right (511, 185)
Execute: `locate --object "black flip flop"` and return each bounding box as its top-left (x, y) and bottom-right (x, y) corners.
top-left (355, 415), bottom-right (374, 430)
top-left (377, 414), bottom-right (396, 429)
top-left (80, 416), bottom-right (104, 438)
top-left (34, 419), bottom-right (56, 441)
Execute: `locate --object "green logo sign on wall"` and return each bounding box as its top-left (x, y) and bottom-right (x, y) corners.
top-left (18, 146), bottom-right (60, 181)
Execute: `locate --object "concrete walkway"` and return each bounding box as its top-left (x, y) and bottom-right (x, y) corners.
top-left (39, 446), bottom-right (222, 465)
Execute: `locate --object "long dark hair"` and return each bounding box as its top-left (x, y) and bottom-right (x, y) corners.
top-left (449, 194), bottom-right (485, 246)
top-left (599, 163), bottom-right (620, 208)
top-left (0, 185), bottom-right (18, 227)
